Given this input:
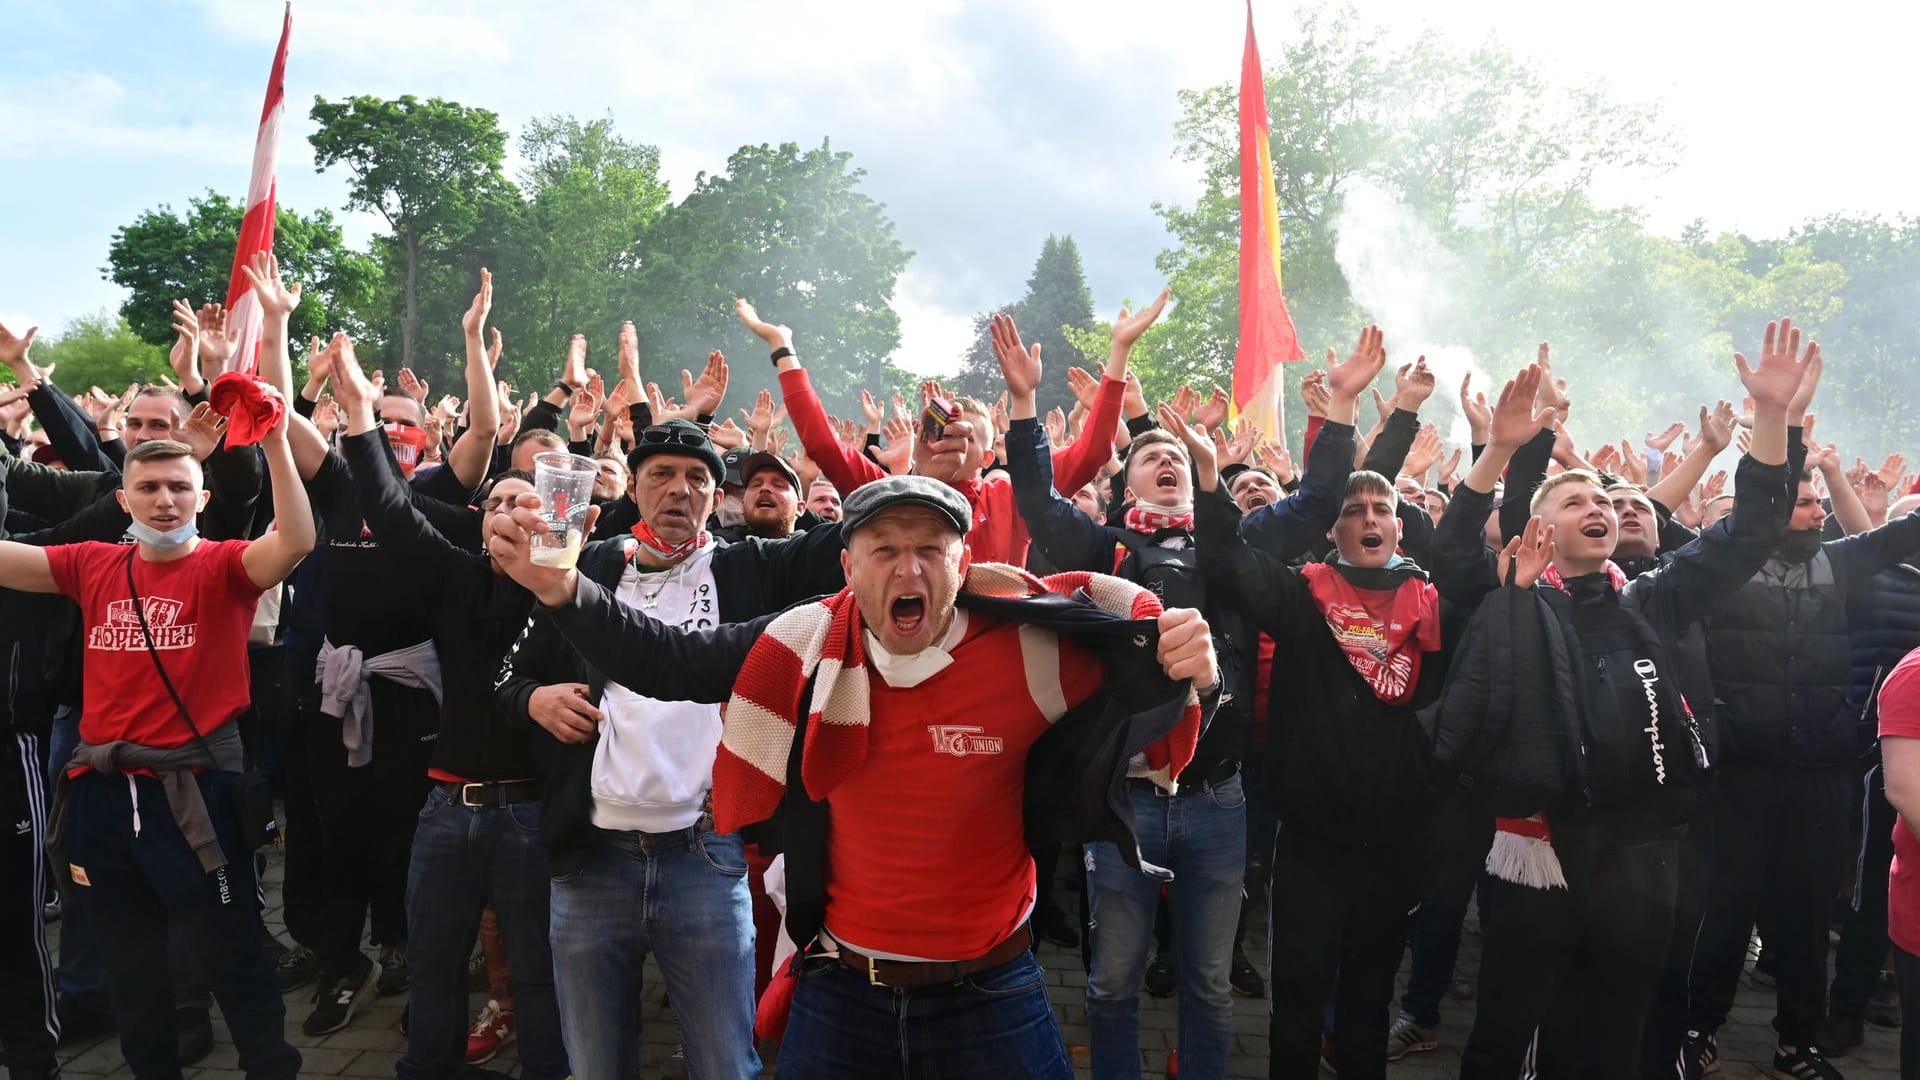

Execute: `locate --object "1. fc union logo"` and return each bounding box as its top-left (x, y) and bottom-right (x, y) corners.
top-left (928, 725), bottom-right (1004, 757)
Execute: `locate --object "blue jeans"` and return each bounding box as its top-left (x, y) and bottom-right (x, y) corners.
top-left (62, 770), bottom-right (299, 1079)
top-left (778, 950), bottom-right (1071, 1079)
top-left (549, 824), bottom-right (760, 1080)
top-left (397, 786), bottom-right (567, 1080)
top-left (1085, 773), bottom-right (1247, 1079)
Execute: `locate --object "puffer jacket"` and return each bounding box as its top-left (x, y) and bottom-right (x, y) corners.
top-left (1708, 509), bottom-right (1920, 766)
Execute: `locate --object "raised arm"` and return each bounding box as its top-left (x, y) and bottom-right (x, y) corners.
top-left (489, 493), bottom-right (765, 702)
top-left (332, 334), bottom-right (463, 568)
top-left (1238, 326), bottom-right (1380, 557)
top-left (1646, 401), bottom-right (1734, 512)
top-left (442, 269), bottom-right (503, 488)
top-left (0, 542), bottom-right (56, 593)
top-left (239, 254), bottom-right (331, 479)
top-left (238, 385), bottom-right (316, 589)
top-left (1047, 290), bottom-right (1168, 494)
top-left (744, 300), bottom-right (889, 494)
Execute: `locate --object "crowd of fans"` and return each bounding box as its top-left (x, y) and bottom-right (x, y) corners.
top-left (0, 258), bottom-right (1916, 1080)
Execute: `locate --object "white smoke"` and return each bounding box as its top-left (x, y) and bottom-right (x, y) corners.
top-left (1332, 179), bottom-right (1491, 446)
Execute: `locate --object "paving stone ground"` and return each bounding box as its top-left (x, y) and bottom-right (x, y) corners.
top-left (47, 847), bottom-right (1904, 1078)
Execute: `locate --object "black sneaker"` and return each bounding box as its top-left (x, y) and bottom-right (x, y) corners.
top-left (376, 944), bottom-right (410, 997)
top-left (42, 893), bottom-right (61, 924)
top-left (258, 927), bottom-right (290, 966)
top-left (1036, 903), bottom-right (1080, 949)
top-left (175, 1006), bottom-right (213, 1066)
top-left (1817, 1015), bottom-right (1864, 1056)
top-left (54, 994), bottom-right (115, 1046)
top-left (302, 954), bottom-right (382, 1036)
top-left (1676, 1029), bottom-right (1717, 1080)
top-left (1869, 972), bottom-right (1902, 1028)
top-left (1773, 1044), bottom-right (1844, 1080)
top-left (276, 944), bottom-right (321, 992)
top-left (1229, 949), bottom-right (1265, 998)
top-left (1144, 956), bottom-right (1176, 998)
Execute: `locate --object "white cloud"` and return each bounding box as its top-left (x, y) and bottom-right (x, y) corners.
top-left (889, 268), bottom-right (977, 376)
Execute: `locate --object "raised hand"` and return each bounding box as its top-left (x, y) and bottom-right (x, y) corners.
top-left (1403, 423), bottom-right (1444, 478)
top-left (708, 418), bottom-right (748, 451)
top-left (486, 327), bottom-right (504, 368)
top-left (1221, 424), bottom-right (1259, 467)
top-left (990, 313), bottom-right (1042, 400)
top-left (735, 298), bottom-right (794, 350)
top-left (681, 350), bottom-right (729, 417)
top-left (1459, 374), bottom-right (1492, 444)
top-left (1395, 356), bottom-right (1437, 412)
top-left (1590, 442), bottom-right (1621, 477)
top-left (1158, 402), bottom-right (1218, 492)
top-left (1112, 288), bottom-right (1171, 351)
top-left (462, 267), bottom-right (493, 338)
top-left (1737, 317), bottom-right (1816, 412)
top-left (1437, 446), bottom-right (1463, 488)
top-left (240, 252), bottom-right (302, 317)
top-left (1257, 441), bottom-right (1295, 485)
top-left (1645, 421), bottom-right (1686, 453)
top-left (1327, 325), bottom-right (1387, 405)
top-left (398, 367), bottom-right (428, 404)
top-left (1500, 515), bottom-right (1557, 589)
top-left (568, 385), bottom-right (601, 433)
top-left (1370, 388), bottom-right (1397, 427)
top-left (311, 394), bottom-right (341, 439)
top-left (1788, 332), bottom-right (1824, 419)
top-left (739, 388), bottom-right (782, 448)
top-left (1300, 369), bottom-right (1330, 419)
top-left (876, 415), bottom-right (916, 475)
top-left (1697, 400), bottom-right (1735, 455)
top-left (1122, 370), bottom-right (1147, 419)
top-left (196, 303), bottom-right (239, 370)
top-left (1194, 385), bottom-right (1231, 431)
top-left (860, 389), bottom-right (883, 433)
top-left (1169, 385), bottom-right (1200, 424)
top-left (1877, 453), bottom-right (1906, 493)
top-left (563, 335), bottom-right (589, 390)
top-left (1067, 367), bottom-right (1100, 410)
top-left (177, 401), bottom-right (231, 461)
top-left (1487, 365), bottom-right (1555, 448)
top-left (1044, 407), bottom-right (1068, 449)
top-left (1614, 440), bottom-right (1648, 486)
top-left (0, 321), bottom-right (39, 383)
top-left (617, 320), bottom-right (641, 392)
top-left (1534, 342), bottom-right (1570, 412)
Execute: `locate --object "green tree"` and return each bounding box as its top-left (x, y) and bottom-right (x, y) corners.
top-left (629, 139), bottom-right (913, 414)
top-left (103, 191), bottom-right (377, 348)
top-left (490, 114), bottom-right (672, 391)
top-left (26, 312), bottom-right (170, 393)
top-left (308, 94), bottom-right (515, 375)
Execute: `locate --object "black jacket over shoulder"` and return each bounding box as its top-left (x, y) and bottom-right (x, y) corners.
top-left (497, 521), bottom-right (848, 877)
top-left (1708, 509), bottom-right (1920, 767)
top-left (518, 568), bottom-right (1211, 948)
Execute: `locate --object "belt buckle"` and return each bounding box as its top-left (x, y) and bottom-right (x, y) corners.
top-left (866, 955), bottom-right (889, 988)
top-left (460, 782), bottom-right (487, 808)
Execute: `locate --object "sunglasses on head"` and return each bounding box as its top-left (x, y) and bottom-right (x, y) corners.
top-left (639, 426), bottom-right (708, 448)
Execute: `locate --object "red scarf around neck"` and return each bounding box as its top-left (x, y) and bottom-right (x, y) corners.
top-left (630, 519), bottom-right (708, 563)
top-left (1299, 563), bottom-right (1441, 706)
top-left (1124, 504), bottom-right (1194, 534)
top-left (1539, 560), bottom-right (1628, 594)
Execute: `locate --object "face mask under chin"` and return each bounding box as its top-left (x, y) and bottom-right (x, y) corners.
top-left (127, 519), bottom-right (200, 550)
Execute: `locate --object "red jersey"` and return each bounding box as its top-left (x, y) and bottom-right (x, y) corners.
top-left (823, 612), bottom-right (1105, 960)
top-left (1876, 648), bottom-right (1920, 957)
top-left (48, 540), bottom-right (263, 751)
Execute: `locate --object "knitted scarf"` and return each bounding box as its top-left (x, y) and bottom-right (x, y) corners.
top-left (713, 561), bottom-right (1202, 834)
top-left (1124, 503), bottom-right (1193, 534)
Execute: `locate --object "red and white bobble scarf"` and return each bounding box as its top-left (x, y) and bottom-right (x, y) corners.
top-left (1486, 559), bottom-right (1628, 891)
top-left (1124, 502), bottom-right (1194, 535)
top-left (711, 561), bottom-right (1204, 835)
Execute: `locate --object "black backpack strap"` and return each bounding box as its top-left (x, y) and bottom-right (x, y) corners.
top-left (123, 550), bottom-right (216, 765)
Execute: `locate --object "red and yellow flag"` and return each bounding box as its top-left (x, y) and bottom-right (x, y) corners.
top-left (1230, 0), bottom-right (1305, 443)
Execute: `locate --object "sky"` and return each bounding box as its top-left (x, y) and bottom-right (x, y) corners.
top-left (4, 0), bottom-right (1917, 375)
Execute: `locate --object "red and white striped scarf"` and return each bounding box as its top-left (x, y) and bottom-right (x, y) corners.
top-left (712, 561), bottom-right (1202, 834)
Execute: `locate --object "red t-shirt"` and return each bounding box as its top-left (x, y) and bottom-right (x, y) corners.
top-left (822, 612), bottom-right (1106, 961)
top-left (48, 540), bottom-right (263, 752)
top-left (1877, 647), bottom-right (1920, 957)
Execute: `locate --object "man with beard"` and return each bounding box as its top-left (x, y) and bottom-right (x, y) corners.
top-left (716, 450), bottom-right (805, 542)
top-left (1681, 408), bottom-right (1920, 1078)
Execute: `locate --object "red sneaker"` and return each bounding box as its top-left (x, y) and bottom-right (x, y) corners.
top-left (464, 1000), bottom-right (516, 1065)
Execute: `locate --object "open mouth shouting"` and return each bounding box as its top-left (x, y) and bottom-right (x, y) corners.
top-left (889, 592), bottom-right (927, 637)
top-left (1360, 534), bottom-right (1385, 550)
top-left (1244, 493), bottom-right (1271, 508)
top-left (1155, 467), bottom-right (1181, 492)
top-left (1580, 521), bottom-right (1610, 540)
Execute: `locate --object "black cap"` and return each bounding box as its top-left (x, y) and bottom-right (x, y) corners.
top-left (840, 475), bottom-right (972, 539)
top-left (720, 446), bottom-right (752, 488)
top-left (625, 419), bottom-right (726, 489)
top-left (740, 451), bottom-right (800, 492)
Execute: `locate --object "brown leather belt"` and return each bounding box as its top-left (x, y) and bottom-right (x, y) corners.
top-left (835, 924), bottom-right (1033, 989)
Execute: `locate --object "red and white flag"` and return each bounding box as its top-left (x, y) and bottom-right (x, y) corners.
top-left (221, 3), bottom-right (291, 377)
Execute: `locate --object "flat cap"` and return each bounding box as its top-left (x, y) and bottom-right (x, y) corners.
top-left (840, 475), bottom-right (972, 538)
